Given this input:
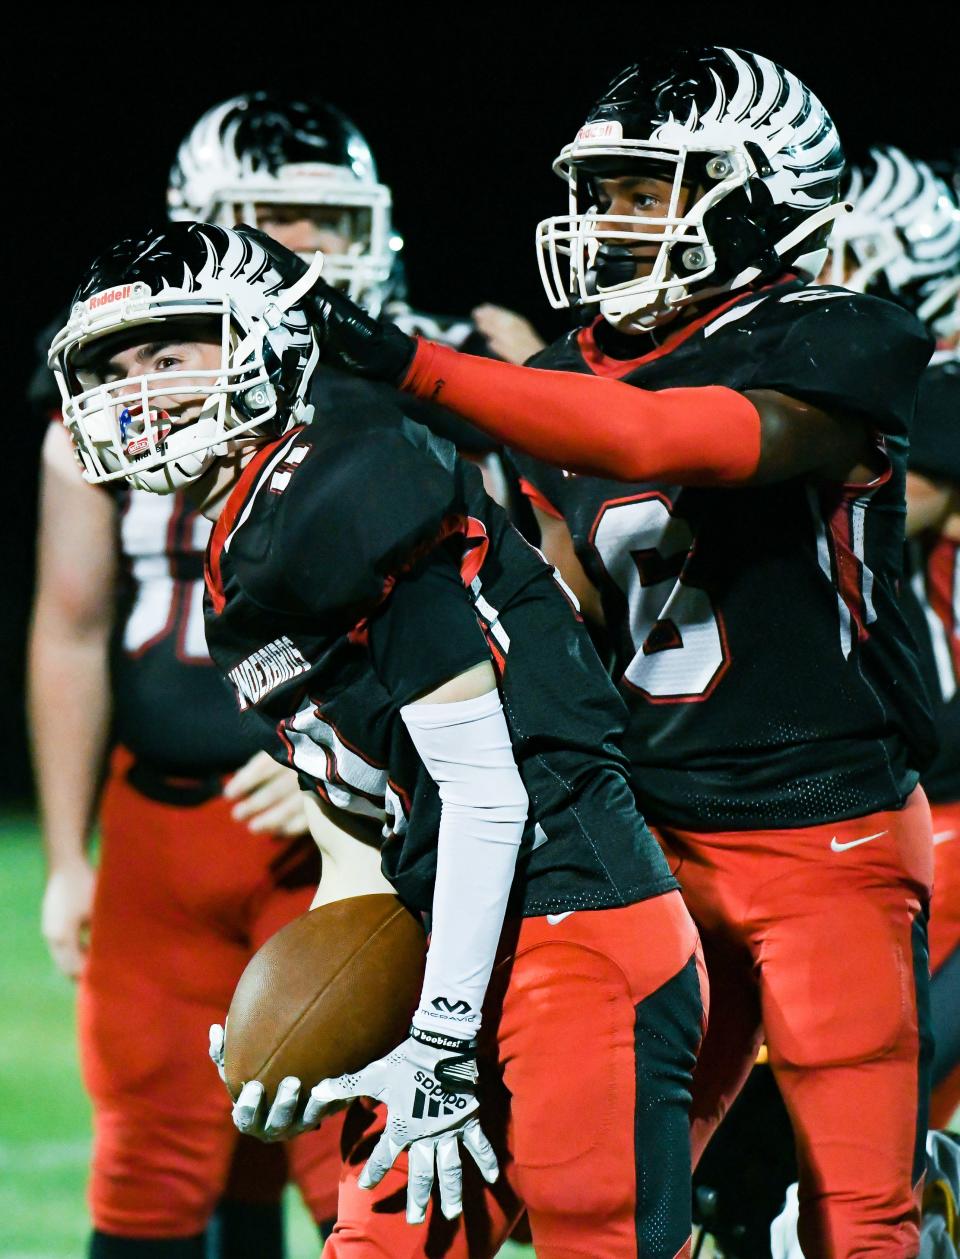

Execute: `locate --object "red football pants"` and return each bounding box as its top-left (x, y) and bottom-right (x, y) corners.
top-left (654, 787), bottom-right (934, 1259)
top-left (929, 800), bottom-right (960, 1128)
top-left (78, 748), bottom-right (343, 1238)
top-left (324, 891), bottom-right (707, 1259)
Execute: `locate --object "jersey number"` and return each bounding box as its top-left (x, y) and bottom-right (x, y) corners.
top-left (121, 493), bottom-right (210, 664)
top-left (591, 493), bottom-right (728, 702)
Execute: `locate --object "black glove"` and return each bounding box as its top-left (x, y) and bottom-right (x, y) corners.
top-left (307, 278), bottom-right (417, 384)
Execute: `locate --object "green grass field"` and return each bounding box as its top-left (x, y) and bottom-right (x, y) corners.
top-left (0, 815), bottom-right (532, 1259)
top-left (1, 815), bottom-right (94, 1259)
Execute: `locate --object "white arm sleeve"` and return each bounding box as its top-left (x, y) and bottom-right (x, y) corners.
top-left (400, 688), bottom-right (528, 1039)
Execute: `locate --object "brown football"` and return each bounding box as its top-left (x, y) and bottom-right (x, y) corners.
top-left (223, 894), bottom-right (427, 1102)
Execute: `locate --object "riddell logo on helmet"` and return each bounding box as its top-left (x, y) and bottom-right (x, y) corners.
top-left (576, 121), bottom-right (623, 143)
top-left (87, 286), bottom-right (134, 311)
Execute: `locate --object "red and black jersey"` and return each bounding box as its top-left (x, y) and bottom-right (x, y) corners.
top-left (511, 279), bottom-right (936, 831)
top-left (202, 392), bottom-right (674, 916)
top-left (900, 359), bottom-right (960, 806)
top-left (111, 488), bottom-right (262, 774)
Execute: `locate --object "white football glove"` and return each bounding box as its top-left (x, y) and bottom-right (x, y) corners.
top-left (305, 1027), bottom-right (499, 1224)
top-left (209, 1022), bottom-right (227, 1082)
top-left (209, 1022), bottom-right (323, 1142)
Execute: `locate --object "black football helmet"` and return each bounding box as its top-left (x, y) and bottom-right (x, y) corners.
top-left (537, 46), bottom-right (846, 330)
top-left (168, 93), bottom-right (398, 313)
top-left (49, 222), bottom-right (321, 493)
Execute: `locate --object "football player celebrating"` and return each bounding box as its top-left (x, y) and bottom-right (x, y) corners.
top-left (304, 46), bottom-right (940, 1258)
top-left (28, 91), bottom-right (412, 1259)
top-left (825, 145), bottom-right (960, 1130)
top-left (30, 92), bottom-right (530, 1258)
top-left (48, 221), bottom-right (707, 1259)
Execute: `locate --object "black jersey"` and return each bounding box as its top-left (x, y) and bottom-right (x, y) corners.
top-left (202, 394), bottom-right (674, 916)
top-left (111, 488), bottom-right (262, 774)
top-left (900, 359), bottom-right (960, 805)
top-left (511, 278), bottom-right (936, 831)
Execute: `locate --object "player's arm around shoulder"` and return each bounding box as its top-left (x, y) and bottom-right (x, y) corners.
top-left (30, 422), bottom-right (118, 979)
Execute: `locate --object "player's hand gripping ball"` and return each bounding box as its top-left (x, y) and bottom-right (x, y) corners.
top-left (209, 894), bottom-right (426, 1137)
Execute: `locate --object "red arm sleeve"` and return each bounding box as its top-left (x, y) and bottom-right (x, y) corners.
top-left (402, 338), bottom-right (762, 485)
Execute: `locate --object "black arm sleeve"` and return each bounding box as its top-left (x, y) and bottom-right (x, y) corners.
top-left (367, 543), bottom-right (492, 707)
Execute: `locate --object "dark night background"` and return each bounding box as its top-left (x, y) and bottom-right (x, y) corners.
top-left (3, 7), bottom-right (956, 801)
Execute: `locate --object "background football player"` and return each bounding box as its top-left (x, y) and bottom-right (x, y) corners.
top-left (49, 219), bottom-right (708, 1259)
top-left (714, 144), bottom-right (960, 1259)
top-left (822, 144), bottom-right (960, 1132)
top-left (169, 89), bottom-right (550, 371)
top-left (168, 90), bottom-right (545, 508)
top-left (31, 89), bottom-right (554, 1258)
top-left (304, 46), bottom-right (940, 1258)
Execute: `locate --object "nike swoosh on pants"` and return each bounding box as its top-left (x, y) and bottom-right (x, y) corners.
top-left (829, 830), bottom-right (888, 853)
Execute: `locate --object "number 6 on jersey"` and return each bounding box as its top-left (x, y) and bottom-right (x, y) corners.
top-left (591, 493), bottom-right (728, 702)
